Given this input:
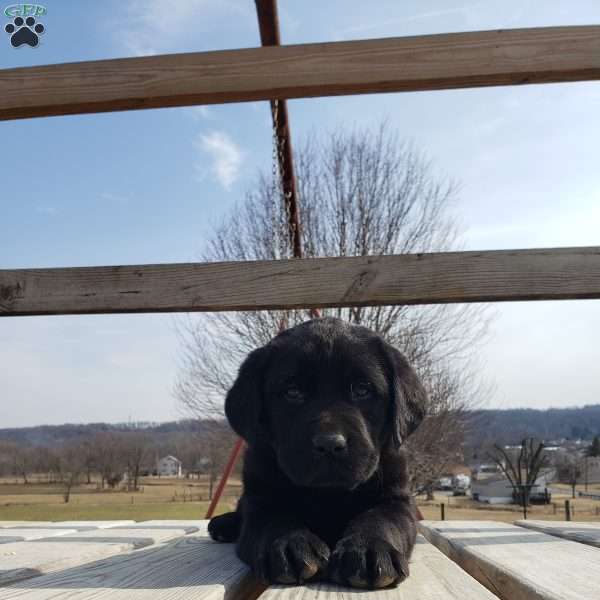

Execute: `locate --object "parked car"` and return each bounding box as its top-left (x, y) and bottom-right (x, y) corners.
top-left (435, 476), bottom-right (453, 491)
top-left (452, 474), bottom-right (471, 496)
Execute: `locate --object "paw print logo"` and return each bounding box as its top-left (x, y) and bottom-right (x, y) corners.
top-left (5, 16), bottom-right (45, 47)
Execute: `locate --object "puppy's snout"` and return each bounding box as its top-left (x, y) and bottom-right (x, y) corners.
top-left (312, 433), bottom-right (347, 456)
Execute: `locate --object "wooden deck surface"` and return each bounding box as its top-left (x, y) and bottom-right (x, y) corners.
top-left (419, 520), bottom-right (600, 600)
top-left (514, 519), bottom-right (600, 548)
top-left (0, 520), bottom-right (598, 599)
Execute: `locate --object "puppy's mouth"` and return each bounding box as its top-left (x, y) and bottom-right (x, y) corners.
top-left (278, 451), bottom-right (380, 491)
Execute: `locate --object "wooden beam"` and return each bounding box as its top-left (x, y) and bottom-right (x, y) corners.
top-left (1, 26), bottom-right (600, 120)
top-left (419, 521), bottom-right (600, 600)
top-left (1, 247), bottom-right (600, 316)
top-left (515, 520), bottom-right (600, 548)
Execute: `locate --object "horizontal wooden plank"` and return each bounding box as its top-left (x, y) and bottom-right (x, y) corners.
top-left (1, 26), bottom-right (599, 120)
top-left (260, 535), bottom-right (499, 600)
top-left (0, 528), bottom-right (77, 544)
top-left (419, 520), bottom-right (600, 600)
top-left (0, 522), bottom-right (201, 586)
top-left (515, 520), bottom-right (600, 548)
top-left (0, 530), bottom-right (259, 600)
top-left (1, 247), bottom-right (600, 316)
top-left (0, 521), bottom-right (134, 531)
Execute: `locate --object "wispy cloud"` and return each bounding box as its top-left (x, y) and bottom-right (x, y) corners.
top-left (339, 3), bottom-right (481, 37)
top-left (99, 191), bottom-right (133, 205)
top-left (195, 130), bottom-right (243, 190)
top-left (35, 205), bottom-right (57, 215)
top-left (115, 0), bottom-right (250, 56)
top-left (186, 105), bottom-right (213, 121)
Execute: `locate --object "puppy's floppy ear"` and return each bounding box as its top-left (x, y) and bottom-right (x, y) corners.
top-left (379, 339), bottom-right (427, 448)
top-left (225, 345), bottom-right (271, 445)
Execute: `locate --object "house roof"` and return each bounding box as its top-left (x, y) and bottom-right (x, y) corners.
top-left (159, 455), bottom-right (181, 464)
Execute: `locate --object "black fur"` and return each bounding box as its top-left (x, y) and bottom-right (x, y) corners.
top-left (208, 317), bottom-right (426, 589)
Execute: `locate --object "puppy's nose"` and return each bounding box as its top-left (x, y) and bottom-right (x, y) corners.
top-left (312, 433), bottom-right (347, 456)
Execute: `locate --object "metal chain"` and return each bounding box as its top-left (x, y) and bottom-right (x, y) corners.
top-left (270, 99), bottom-right (294, 261)
top-left (270, 98), bottom-right (319, 324)
top-left (270, 99), bottom-right (280, 260)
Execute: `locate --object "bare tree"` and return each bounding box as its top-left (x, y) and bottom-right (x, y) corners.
top-left (78, 439), bottom-right (97, 485)
top-left (120, 432), bottom-right (150, 492)
top-left (175, 124), bottom-right (491, 491)
top-left (90, 433), bottom-right (125, 489)
top-left (556, 452), bottom-right (585, 499)
top-left (34, 446), bottom-right (61, 484)
top-left (196, 422), bottom-right (238, 499)
top-left (488, 438), bottom-right (549, 516)
top-left (5, 442), bottom-right (34, 484)
top-left (406, 367), bottom-right (464, 497)
top-left (58, 444), bottom-right (85, 503)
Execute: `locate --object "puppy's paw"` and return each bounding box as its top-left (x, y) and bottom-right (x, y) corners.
top-left (329, 535), bottom-right (408, 589)
top-left (257, 530), bottom-right (330, 584)
top-left (208, 512), bottom-right (241, 543)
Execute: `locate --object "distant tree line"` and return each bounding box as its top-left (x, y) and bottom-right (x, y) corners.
top-left (0, 422), bottom-right (237, 503)
top-left (466, 405), bottom-right (600, 450)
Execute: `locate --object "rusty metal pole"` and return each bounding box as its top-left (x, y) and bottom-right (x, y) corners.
top-left (205, 1), bottom-right (319, 520)
top-left (255, 0), bottom-right (302, 260)
top-left (256, 0), bottom-right (320, 321)
top-left (204, 437), bottom-right (244, 519)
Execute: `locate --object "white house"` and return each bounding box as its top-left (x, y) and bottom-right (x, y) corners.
top-left (157, 455), bottom-right (183, 477)
top-left (471, 468), bottom-right (555, 504)
top-left (471, 474), bottom-right (514, 504)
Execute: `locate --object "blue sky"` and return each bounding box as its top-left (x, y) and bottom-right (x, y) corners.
top-left (1, 1), bottom-right (600, 427)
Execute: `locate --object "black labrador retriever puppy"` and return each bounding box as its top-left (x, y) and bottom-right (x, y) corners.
top-left (208, 317), bottom-right (426, 589)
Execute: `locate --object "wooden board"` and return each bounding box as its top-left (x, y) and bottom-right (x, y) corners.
top-left (2, 246), bottom-right (600, 316)
top-left (419, 520), bottom-right (600, 600)
top-left (259, 535), bottom-right (499, 600)
top-left (133, 520), bottom-right (206, 531)
top-left (0, 521), bottom-right (134, 531)
top-left (0, 528), bottom-right (77, 544)
top-left (0, 531), bottom-right (259, 600)
top-left (515, 520), bottom-right (600, 548)
top-left (0, 522), bottom-right (202, 586)
top-left (1, 26), bottom-right (599, 121)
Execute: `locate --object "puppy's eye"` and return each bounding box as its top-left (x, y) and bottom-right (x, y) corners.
top-left (352, 382), bottom-right (372, 400)
top-left (283, 386), bottom-right (304, 404)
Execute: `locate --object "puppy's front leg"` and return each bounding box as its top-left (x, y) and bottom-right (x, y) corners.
top-left (237, 494), bottom-right (330, 585)
top-left (329, 495), bottom-right (417, 589)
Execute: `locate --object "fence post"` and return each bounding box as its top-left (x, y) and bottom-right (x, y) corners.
top-left (441, 503), bottom-right (446, 521)
top-left (565, 499), bottom-right (571, 521)
top-left (553, 502), bottom-right (557, 515)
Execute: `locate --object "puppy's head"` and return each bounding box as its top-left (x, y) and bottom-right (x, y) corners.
top-left (225, 317), bottom-right (426, 490)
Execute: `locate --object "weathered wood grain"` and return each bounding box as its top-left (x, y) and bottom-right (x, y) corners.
top-left (0, 522), bottom-right (201, 586)
top-left (0, 531), bottom-right (259, 600)
top-left (0, 540), bottom-right (142, 586)
top-left (515, 519), bottom-right (600, 548)
top-left (0, 528), bottom-right (77, 544)
top-left (1, 26), bottom-right (599, 120)
top-left (0, 521), bottom-right (134, 531)
top-left (260, 535), bottom-right (499, 600)
top-left (133, 520), bottom-right (206, 532)
top-left (419, 520), bottom-right (600, 600)
top-left (2, 247), bottom-right (600, 316)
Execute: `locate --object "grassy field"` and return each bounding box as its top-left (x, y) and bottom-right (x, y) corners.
top-left (0, 475), bottom-right (238, 521)
top-left (1, 475), bottom-right (599, 523)
top-left (418, 489), bottom-right (600, 522)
